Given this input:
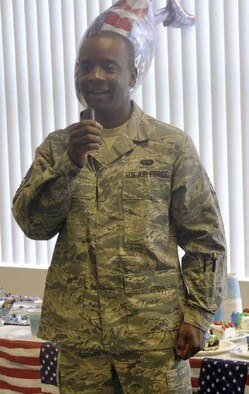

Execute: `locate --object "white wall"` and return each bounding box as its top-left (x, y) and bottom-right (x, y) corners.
top-left (239, 279), bottom-right (249, 309)
top-left (0, 267), bottom-right (47, 298)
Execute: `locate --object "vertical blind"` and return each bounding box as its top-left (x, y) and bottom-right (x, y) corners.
top-left (0, 0), bottom-right (248, 277)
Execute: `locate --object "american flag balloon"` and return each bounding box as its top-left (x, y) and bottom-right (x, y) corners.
top-left (75, 0), bottom-right (195, 104)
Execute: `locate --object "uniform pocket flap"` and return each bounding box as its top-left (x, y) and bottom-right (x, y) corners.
top-left (124, 271), bottom-right (178, 294)
top-left (122, 175), bottom-right (170, 200)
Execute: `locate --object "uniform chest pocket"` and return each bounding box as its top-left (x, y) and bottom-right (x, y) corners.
top-left (121, 176), bottom-right (171, 246)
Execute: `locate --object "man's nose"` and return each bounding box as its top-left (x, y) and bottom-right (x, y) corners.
top-left (89, 66), bottom-right (105, 80)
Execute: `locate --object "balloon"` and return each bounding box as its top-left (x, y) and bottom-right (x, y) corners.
top-left (75, 0), bottom-right (195, 105)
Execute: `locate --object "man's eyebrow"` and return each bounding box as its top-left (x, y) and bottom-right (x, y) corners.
top-left (80, 57), bottom-right (120, 64)
top-left (103, 59), bottom-right (120, 66)
top-left (80, 59), bottom-right (90, 64)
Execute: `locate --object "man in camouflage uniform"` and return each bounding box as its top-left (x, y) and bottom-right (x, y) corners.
top-left (12, 31), bottom-right (226, 393)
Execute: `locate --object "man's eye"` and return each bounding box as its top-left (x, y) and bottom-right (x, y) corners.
top-left (80, 64), bottom-right (90, 73)
top-left (105, 64), bottom-right (117, 73)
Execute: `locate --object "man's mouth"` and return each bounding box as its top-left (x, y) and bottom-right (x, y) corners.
top-left (88, 89), bottom-right (109, 97)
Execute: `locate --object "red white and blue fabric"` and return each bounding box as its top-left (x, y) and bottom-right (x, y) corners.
top-left (190, 357), bottom-right (249, 394)
top-left (0, 338), bottom-right (59, 393)
top-left (1, 339), bottom-right (249, 393)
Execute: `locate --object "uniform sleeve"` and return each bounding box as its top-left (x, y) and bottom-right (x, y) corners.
top-left (170, 133), bottom-right (227, 332)
top-left (12, 133), bottom-right (81, 240)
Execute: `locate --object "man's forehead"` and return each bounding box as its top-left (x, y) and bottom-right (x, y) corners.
top-left (79, 34), bottom-right (128, 57)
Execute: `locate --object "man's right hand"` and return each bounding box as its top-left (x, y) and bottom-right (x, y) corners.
top-left (68, 120), bottom-right (103, 168)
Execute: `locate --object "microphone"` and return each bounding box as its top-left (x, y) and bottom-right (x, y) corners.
top-left (80, 107), bottom-right (95, 121)
top-left (86, 107), bottom-right (97, 172)
top-left (89, 107), bottom-right (95, 121)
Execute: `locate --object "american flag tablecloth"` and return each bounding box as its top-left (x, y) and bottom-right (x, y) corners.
top-left (1, 325), bottom-right (249, 394)
top-left (0, 332), bottom-right (59, 394)
top-left (190, 357), bottom-right (249, 394)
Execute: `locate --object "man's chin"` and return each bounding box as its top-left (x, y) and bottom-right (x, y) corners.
top-left (86, 101), bottom-right (113, 114)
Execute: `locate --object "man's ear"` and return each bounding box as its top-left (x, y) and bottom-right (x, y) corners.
top-left (129, 67), bottom-right (138, 88)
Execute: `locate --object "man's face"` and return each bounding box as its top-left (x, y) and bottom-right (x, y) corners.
top-left (78, 35), bottom-right (136, 117)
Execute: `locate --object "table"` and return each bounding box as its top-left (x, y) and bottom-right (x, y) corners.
top-left (0, 325), bottom-right (59, 393)
top-left (190, 338), bottom-right (249, 393)
top-left (0, 325), bottom-right (249, 393)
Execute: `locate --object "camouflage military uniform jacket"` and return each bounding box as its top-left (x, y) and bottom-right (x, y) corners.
top-left (12, 102), bottom-right (226, 353)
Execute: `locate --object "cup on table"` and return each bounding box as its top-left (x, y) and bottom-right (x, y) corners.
top-left (34, 299), bottom-right (43, 309)
top-left (28, 309), bottom-right (41, 336)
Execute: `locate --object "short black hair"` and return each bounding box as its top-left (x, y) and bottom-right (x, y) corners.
top-left (83, 30), bottom-right (136, 72)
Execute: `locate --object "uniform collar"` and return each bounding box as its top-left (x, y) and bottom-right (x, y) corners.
top-left (126, 101), bottom-right (151, 142)
top-left (80, 101), bottom-right (151, 169)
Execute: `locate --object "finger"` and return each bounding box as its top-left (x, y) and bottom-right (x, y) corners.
top-left (176, 343), bottom-right (198, 360)
top-left (175, 334), bottom-right (187, 357)
top-left (83, 143), bottom-right (101, 152)
top-left (180, 343), bottom-right (199, 360)
top-left (67, 120), bottom-right (102, 134)
top-left (70, 126), bottom-right (102, 140)
top-left (176, 331), bottom-right (187, 346)
top-left (79, 135), bottom-right (102, 146)
top-left (71, 134), bottom-right (102, 148)
top-left (180, 340), bottom-right (205, 359)
top-left (175, 346), bottom-right (184, 357)
top-left (80, 119), bottom-right (102, 129)
top-left (66, 122), bottom-right (85, 132)
top-left (178, 343), bottom-right (191, 359)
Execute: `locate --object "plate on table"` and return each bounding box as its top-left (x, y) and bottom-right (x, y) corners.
top-left (195, 340), bottom-right (236, 356)
top-left (230, 345), bottom-right (249, 359)
top-left (3, 312), bottom-right (30, 325)
top-left (0, 325), bottom-right (32, 340)
top-left (221, 330), bottom-right (249, 342)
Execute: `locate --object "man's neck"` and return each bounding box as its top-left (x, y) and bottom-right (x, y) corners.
top-left (95, 101), bottom-right (133, 129)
